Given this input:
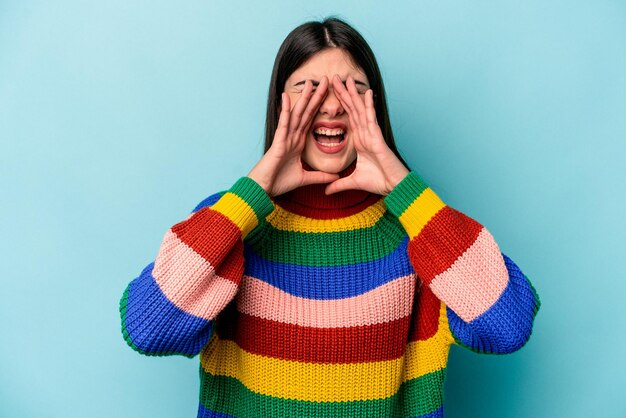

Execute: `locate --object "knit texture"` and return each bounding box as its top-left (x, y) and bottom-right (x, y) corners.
top-left (119, 160), bottom-right (540, 417)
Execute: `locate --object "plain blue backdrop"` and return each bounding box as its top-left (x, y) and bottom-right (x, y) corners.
top-left (1, 1), bottom-right (625, 417)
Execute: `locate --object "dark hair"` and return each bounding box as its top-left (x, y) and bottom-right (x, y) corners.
top-left (264, 16), bottom-right (411, 171)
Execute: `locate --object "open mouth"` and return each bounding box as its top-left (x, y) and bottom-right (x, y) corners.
top-left (312, 130), bottom-right (346, 148)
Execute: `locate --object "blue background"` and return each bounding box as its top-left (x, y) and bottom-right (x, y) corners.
top-left (1, 1), bottom-right (625, 417)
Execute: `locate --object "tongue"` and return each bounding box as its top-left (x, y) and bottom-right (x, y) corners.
top-left (316, 134), bottom-right (343, 144)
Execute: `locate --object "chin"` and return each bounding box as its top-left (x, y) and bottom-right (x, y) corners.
top-left (304, 157), bottom-right (347, 174)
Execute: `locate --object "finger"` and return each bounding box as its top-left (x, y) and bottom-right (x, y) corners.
top-left (346, 76), bottom-right (367, 124)
top-left (288, 79), bottom-right (315, 135)
top-left (331, 74), bottom-right (357, 115)
top-left (331, 87), bottom-right (363, 149)
top-left (298, 76), bottom-right (329, 133)
top-left (330, 75), bottom-right (361, 132)
top-left (301, 170), bottom-right (340, 187)
top-left (273, 92), bottom-right (291, 144)
top-left (324, 176), bottom-right (356, 195)
top-left (364, 89), bottom-right (377, 126)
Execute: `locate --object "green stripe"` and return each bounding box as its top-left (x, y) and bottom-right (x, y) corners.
top-left (198, 367), bottom-right (446, 417)
top-left (228, 176), bottom-right (276, 223)
top-left (383, 171), bottom-right (429, 219)
top-left (246, 213), bottom-right (408, 266)
top-left (119, 284), bottom-right (143, 353)
top-left (527, 273), bottom-right (542, 315)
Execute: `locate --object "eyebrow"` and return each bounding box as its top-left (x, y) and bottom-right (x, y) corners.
top-left (294, 78), bottom-right (369, 88)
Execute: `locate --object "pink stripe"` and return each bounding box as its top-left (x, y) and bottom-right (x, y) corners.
top-left (236, 274), bottom-right (417, 328)
top-left (429, 227), bottom-right (508, 322)
top-left (153, 229), bottom-right (238, 320)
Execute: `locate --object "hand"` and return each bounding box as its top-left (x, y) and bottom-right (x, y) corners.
top-left (324, 74), bottom-right (410, 196)
top-left (247, 76), bottom-right (339, 197)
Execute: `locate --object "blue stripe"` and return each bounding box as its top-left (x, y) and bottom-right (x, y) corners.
top-left (192, 191), bottom-right (225, 213)
top-left (197, 404), bottom-right (233, 418)
top-left (446, 252), bottom-right (540, 354)
top-left (413, 405), bottom-right (444, 418)
top-left (123, 262), bottom-right (213, 357)
top-left (242, 236), bottom-right (415, 299)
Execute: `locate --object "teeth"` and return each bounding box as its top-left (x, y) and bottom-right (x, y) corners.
top-left (313, 127), bottom-right (345, 136)
top-left (317, 141), bottom-right (343, 147)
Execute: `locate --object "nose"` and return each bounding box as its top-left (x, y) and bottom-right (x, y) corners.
top-left (318, 86), bottom-right (344, 118)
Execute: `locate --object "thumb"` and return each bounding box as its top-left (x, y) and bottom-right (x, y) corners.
top-left (300, 171), bottom-right (340, 187)
top-left (324, 176), bottom-right (356, 195)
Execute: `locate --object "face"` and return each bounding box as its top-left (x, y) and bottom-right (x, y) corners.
top-left (284, 48), bottom-right (370, 174)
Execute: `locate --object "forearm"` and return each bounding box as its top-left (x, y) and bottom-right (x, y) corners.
top-left (385, 172), bottom-right (540, 353)
top-left (119, 176), bottom-right (275, 357)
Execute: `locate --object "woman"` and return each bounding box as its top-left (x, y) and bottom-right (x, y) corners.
top-left (119, 16), bottom-right (540, 417)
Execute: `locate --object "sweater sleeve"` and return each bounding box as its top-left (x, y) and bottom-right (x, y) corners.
top-left (384, 172), bottom-right (541, 354)
top-left (119, 176), bottom-right (275, 358)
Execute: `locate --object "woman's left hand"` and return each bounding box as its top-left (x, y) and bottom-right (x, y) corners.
top-left (325, 74), bottom-right (410, 196)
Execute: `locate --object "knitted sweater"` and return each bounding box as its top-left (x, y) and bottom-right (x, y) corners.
top-left (119, 160), bottom-right (540, 418)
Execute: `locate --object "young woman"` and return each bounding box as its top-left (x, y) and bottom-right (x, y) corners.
top-left (119, 16), bottom-right (541, 418)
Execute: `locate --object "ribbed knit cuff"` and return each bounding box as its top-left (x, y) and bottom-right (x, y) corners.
top-left (210, 176), bottom-right (275, 239)
top-left (384, 171), bottom-right (430, 218)
top-left (230, 176), bottom-right (275, 217)
top-left (384, 171), bottom-right (447, 239)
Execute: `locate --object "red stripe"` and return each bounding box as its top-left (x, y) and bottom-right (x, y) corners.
top-left (408, 285), bottom-right (441, 342)
top-left (171, 207), bottom-right (244, 284)
top-left (273, 193), bottom-right (381, 219)
top-left (214, 239), bottom-right (245, 284)
top-left (215, 303), bottom-right (411, 363)
top-left (407, 206), bottom-right (482, 285)
top-left (270, 158), bottom-right (382, 219)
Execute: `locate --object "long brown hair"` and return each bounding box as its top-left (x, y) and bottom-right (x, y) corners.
top-left (264, 16), bottom-right (411, 171)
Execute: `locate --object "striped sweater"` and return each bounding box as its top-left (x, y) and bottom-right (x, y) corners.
top-left (119, 161), bottom-right (540, 417)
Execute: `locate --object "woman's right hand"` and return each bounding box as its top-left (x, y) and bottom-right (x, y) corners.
top-left (247, 76), bottom-right (340, 197)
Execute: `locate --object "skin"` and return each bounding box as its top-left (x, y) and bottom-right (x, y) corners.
top-left (248, 47), bottom-right (410, 197)
top-left (285, 48), bottom-right (367, 175)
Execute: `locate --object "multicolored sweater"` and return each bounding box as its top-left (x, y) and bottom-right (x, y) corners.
top-left (119, 160), bottom-right (540, 418)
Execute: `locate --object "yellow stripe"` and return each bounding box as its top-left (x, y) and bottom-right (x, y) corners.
top-left (200, 309), bottom-right (452, 402)
top-left (398, 188), bottom-right (446, 238)
top-left (210, 192), bottom-right (258, 238)
top-left (266, 199), bottom-right (387, 233)
top-left (437, 300), bottom-right (455, 346)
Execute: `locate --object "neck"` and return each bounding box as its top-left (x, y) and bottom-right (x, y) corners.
top-left (271, 159), bottom-right (380, 219)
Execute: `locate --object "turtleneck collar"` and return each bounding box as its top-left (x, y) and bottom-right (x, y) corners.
top-left (270, 158), bottom-right (381, 219)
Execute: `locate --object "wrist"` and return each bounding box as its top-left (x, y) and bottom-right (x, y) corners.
top-left (386, 166), bottom-right (410, 195)
top-left (247, 169), bottom-right (273, 196)
top-left (212, 176), bottom-right (275, 239)
top-left (383, 171), bottom-right (431, 217)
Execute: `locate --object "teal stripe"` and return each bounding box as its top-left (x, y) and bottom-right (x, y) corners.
top-left (198, 367), bottom-right (447, 417)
